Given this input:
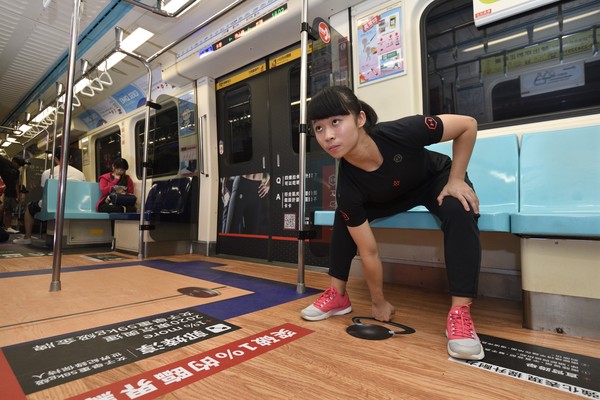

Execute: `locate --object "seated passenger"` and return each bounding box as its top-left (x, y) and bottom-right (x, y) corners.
top-left (97, 158), bottom-right (136, 213)
top-left (13, 147), bottom-right (86, 245)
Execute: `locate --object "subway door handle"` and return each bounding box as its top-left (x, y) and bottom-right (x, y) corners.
top-left (199, 114), bottom-right (208, 176)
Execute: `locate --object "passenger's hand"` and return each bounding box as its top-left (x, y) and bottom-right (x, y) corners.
top-left (258, 182), bottom-right (270, 198)
top-left (372, 300), bottom-right (395, 322)
top-left (437, 179), bottom-right (480, 214)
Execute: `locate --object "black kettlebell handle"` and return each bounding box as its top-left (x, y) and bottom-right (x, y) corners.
top-left (352, 316), bottom-right (416, 335)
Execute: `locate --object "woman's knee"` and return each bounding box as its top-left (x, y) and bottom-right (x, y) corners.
top-left (437, 197), bottom-right (478, 224)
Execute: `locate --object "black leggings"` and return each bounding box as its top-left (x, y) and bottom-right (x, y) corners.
top-left (329, 171), bottom-right (481, 298)
top-left (224, 176), bottom-right (263, 234)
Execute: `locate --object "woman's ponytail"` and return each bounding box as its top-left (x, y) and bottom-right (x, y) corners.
top-left (359, 100), bottom-right (378, 134)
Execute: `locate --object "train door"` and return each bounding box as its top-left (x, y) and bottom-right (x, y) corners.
top-left (216, 47), bottom-right (337, 266)
top-left (267, 49), bottom-right (335, 266)
top-left (216, 61), bottom-right (272, 260)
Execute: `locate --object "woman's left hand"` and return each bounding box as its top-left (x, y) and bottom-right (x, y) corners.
top-left (437, 179), bottom-right (480, 214)
top-left (258, 182), bottom-right (270, 198)
top-left (372, 300), bottom-right (395, 322)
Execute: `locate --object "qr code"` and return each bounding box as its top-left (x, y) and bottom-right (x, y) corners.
top-left (283, 213), bottom-right (296, 230)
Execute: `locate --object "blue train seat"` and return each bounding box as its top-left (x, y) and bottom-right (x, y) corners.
top-left (511, 126), bottom-right (600, 338)
top-left (33, 179), bottom-right (112, 246)
top-left (111, 176), bottom-right (198, 254)
top-left (109, 177), bottom-right (196, 222)
top-left (314, 134), bottom-right (519, 232)
top-left (35, 179), bottom-right (110, 221)
top-left (511, 126), bottom-right (600, 237)
top-left (156, 177), bottom-right (195, 217)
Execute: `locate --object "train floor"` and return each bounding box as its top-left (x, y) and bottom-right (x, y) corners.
top-left (0, 242), bottom-right (599, 399)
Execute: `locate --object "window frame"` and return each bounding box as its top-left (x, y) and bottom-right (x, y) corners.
top-left (134, 100), bottom-right (180, 179)
top-left (222, 84), bottom-right (253, 165)
top-left (94, 128), bottom-right (122, 179)
top-left (420, 0), bottom-right (600, 129)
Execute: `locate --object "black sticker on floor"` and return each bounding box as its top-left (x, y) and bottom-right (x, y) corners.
top-left (0, 246), bottom-right (51, 258)
top-left (81, 253), bottom-right (130, 262)
top-left (2, 309), bottom-right (240, 395)
top-left (452, 334), bottom-right (599, 399)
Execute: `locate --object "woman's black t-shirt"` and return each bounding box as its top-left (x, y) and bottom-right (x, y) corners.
top-left (335, 115), bottom-right (450, 227)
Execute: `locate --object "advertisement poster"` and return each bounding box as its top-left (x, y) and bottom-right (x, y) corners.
top-left (356, 2), bottom-right (405, 85)
top-left (75, 67), bottom-right (174, 129)
top-left (520, 61), bottom-right (585, 97)
top-left (178, 92), bottom-right (196, 137)
top-left (473, 0), bottom-right (561, 27)
top-left (219, 173), bottom-right (270, 235)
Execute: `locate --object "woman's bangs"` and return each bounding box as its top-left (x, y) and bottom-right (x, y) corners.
top-left (308, 92), bottom-right (350, 121)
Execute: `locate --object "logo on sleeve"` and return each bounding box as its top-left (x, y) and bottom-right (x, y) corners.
top-left (424, 117), bottom-right (438, 130)
top-left (339, 209), bottom-right (350, 222)
top-left (393, 180), bottom-right (400, 187)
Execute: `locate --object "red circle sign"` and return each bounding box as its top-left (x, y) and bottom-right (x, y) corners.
top-left (319, 22), bottom-right (331, 44)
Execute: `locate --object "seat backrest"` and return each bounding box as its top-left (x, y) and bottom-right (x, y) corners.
top-left (519, 126), bottom-right (600, 213)
top-left (160, 178), bottom-right (193, 214)
top-left (428, 134), bottom-right (519, 213)
top-left (144, 181), bottom-right (165, 213)
top-left (44, 179), bottom-right (101, 213)
top-left (144, 177), bottom-right (195, 215)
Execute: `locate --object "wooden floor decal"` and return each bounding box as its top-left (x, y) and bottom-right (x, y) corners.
top-left (3, 310), bottom-right (241, 395)
top-left (0, 265), bottom-right (252, 348)
top-left (0, 259), bottom-right (319, 398)
top-left (68, 324), bottom-right (313, 400)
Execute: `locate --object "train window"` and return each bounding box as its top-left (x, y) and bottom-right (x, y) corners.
top-left (223, 86), bottom-right (253, 164)
top-left (134, 101), bottom-right (179, 178)
top-left (423, 0), bottom-right (600, 126)
top-left (95, 130), bottom-right (121, 178)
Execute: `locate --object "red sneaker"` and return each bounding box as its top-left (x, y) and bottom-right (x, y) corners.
top-left (300, 287), bottom-right (352, 321)
top-left (446, 304), bottom-right (485, 360)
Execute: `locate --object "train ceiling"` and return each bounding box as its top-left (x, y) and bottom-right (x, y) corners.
top-left (0, 0), bottom-right (356, 157)
top-left (0, 0), bottom-right (240, 153)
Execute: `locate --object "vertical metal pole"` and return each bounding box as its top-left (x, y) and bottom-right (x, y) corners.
top-left (38, 99), bottom-right (50, 172)
top-left (138, 64), bottom-right (153, 260)
top-left (50, 0), bottom-right (81, 292)
top-left (49, 83), bottom-right (63, 179)
top-left (297, 0), bottom-right (309, 294)
top-left (114, 27), bottom-right (154, 260)
top-left (104, 3), bottom-right (249, 257)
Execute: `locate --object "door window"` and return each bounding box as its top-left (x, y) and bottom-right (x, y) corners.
top-left (134, 101), bottom-right (179, 178)
top-left (223, 86), bottom-right (253, 164)
top-left (94, 129), bottom-right (121, 178)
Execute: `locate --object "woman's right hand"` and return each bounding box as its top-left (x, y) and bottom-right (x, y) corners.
top-left (372, 300), bottom-right (395, 322)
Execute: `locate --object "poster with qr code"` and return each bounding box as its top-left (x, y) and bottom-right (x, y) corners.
top-left (283, 213), bottom-right (297, 230)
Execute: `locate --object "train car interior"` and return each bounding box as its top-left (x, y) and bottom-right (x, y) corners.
top-left (0, 0), bottom-right (598, 398)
